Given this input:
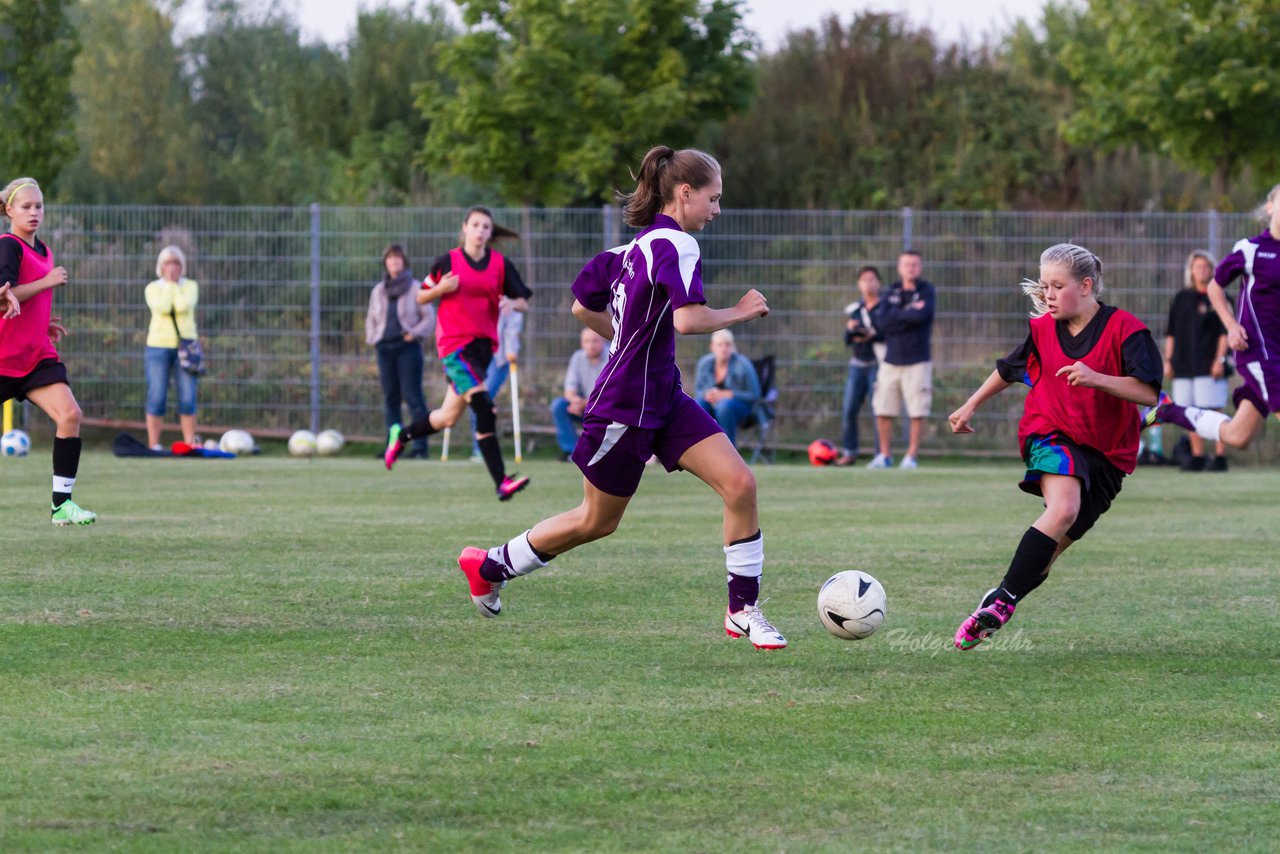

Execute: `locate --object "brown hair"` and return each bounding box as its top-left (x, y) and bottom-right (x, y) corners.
top-left (618, 146), bottom-right (721, 228)
top-left (382, 242), bottom-right (409, 268)
top-left (459, 206), bottom-right (520, 247)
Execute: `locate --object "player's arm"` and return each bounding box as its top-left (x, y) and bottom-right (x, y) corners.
top-left (1207, 280), bottom-right (1246, 350)
top-left (1, 282), bottom-right (19, 319)
top-left (672, 290), bottom-right (768, 335)
top-left (9, 268), bottom-right (67, 302)
top-left (1056, 366), bottom-right (1159, 406)
top-left (949, 370), bottom-right (1013, 434)
top-left (571, 300), bottom-right (614, 340)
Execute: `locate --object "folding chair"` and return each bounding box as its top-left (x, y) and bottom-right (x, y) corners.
top-left (741, 355), bottom-right (777, 464)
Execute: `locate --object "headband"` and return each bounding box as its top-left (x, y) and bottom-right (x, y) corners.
top-left (6, 183), bottom-right (36, 208)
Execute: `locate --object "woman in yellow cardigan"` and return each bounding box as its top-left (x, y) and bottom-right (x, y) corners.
top-left (144, 245), bottom-right (200, 448)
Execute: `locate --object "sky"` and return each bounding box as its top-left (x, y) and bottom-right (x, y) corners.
top-left (181, 0), bottom-right (1050, 49)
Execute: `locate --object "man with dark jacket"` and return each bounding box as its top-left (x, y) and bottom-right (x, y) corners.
top-left (868, 250), bottom-right (935, 470)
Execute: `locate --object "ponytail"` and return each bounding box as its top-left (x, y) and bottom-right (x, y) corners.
top-left (459, 205), bottom-right (520, 247)
top-left (618, 146), bottom-right (720, 228)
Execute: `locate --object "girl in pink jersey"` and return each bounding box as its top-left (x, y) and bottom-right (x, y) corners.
top-left (383, 206), bottom-right (533, 501)
top-left (456, 146), bottom-right (787, 649)
top-left (1145, 183), bottom-right (1280, 449)
top-left (0, 178), bottom-right (96, 525)
top-left (948, 244), bottom-right (1162, 649)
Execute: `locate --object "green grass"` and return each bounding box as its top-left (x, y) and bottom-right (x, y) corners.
top-left (2, 452), bottom-right (1278, 852)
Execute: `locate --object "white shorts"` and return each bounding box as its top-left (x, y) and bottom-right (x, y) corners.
top-left (872, 361), bottom-right (932, 418)
top-left (1171, 376), bottom-right (1227, 410)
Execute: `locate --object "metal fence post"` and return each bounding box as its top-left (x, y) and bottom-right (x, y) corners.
top-left (603, 203), bottom-right (617, 250)
top-left (309, 203), bottom-right (322, 434)
top-left (1207, 207), bottom-right (1220, 259)
top-left (902, 206), bottom-right (914, 252)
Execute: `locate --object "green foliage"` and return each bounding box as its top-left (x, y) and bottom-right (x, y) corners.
top-left (420, 0), bottom-right (755, 205)
top-left (1060, 0), bottom-right (1280, 199)
top-left (0, 0), bottom-right (80, 183)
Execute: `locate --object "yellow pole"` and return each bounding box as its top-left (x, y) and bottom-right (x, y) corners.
top-left (2, 399), bottom-right (12, 434)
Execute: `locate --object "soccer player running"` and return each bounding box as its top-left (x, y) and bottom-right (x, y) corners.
top-left (1144, 183), bottom-right (1280, 450)
top-left (0, 178), bottom-right (97, 525)
top-left (948, 244), bottom-right (1162, 649)
top-left (456, 146), bottom-right (787, 649)
top-left (383, 206), bottom-right (532, 501)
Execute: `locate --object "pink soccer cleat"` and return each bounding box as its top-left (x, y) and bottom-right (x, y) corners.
top-left (496, 474), bottom-right (530, 501)
top-left (954, 597), bottom-right (1016, 651)
top-left (457, 546), bottom-right (504, 618)
top-left (384, 424), bottom-right (407, 470)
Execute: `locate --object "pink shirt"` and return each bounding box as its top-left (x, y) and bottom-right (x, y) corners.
top-left (0, 234), bottom-right (58, 377)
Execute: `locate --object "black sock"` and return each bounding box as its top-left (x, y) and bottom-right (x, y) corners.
top-left (477, 434), bottom-right (506, 487)
top-left (996, 527), bottom-right (1059, 602)
top-left (402, 414), bottom-right (437, 441)
top-left (52, 436), bottom-right (81, 508)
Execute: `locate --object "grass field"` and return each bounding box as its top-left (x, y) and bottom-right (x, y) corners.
top-left (2, 450), bottom-right (1278, 851)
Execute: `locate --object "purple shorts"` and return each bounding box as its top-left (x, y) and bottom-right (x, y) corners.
top-left (1235, 358), bottom-right (1280, 418)
top-left (571, 393), bottom-right (722, 497)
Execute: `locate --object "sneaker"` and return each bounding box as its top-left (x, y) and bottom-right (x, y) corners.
top-left (496, 474), bottom-right (530, 501)
top-left (51, 499), bottom-right (96, 526)
top-left (865, 453), bottom-right (893, 469)
top-left (899, 455), bottom-right (918, 470)
top-left (1209, 455), bottom-right (1228, 472)
top-left (457, 546), bottom-right (505, 618)
top-left (1180, 454), bottom-right (1206, 472)
top-left (1140, 391), bottom-right (1172, 428)
top-left (384, 424), bottom-right (407, 470)
top-left (954, 597), bottom-right (1016, 651)
top-left (725, 603), bottom-right (788, 649)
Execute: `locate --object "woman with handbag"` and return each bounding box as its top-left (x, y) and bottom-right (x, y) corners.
top-left (144, 245), bottom-right (201, 449)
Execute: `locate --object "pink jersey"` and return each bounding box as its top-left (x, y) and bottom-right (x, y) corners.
top-left (0, 234), bottom-right (58, 377)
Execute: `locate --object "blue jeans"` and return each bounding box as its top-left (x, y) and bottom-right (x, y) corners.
top-left (842, 361), bottom-right (878, 455)
top-left (471, 358), bottom-right (511, 453)
top-left (376, 339), bottom-right (428, 454)
top-left (144, 346), bottom-right (198, 417)
top-left (698, 397), bottom-right (754, 445)
top-left (550, 396), bottom-right (584, 454)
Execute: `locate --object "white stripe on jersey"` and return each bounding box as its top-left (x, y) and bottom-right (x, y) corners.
top-left (588, 421), bottom-right (630, 466)
top-left (1236, 239), bottom-right (1270, 360)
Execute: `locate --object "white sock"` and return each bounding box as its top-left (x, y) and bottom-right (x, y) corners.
top-left (491, 530), bottom-right (547, 577)
top-left (53, 475), bottom-right (75, 495)
top-left (1188, 407), bottom-right (1229, 442)
top-left (724, 531), bottom-right (764, 578)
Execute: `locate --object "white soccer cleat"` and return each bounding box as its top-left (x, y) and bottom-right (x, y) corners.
top-left (865, 453), bottom-right (893, 469)
top-left (899, 455), bottom-right (918, 470)
top-left (725, 603), bottom-right (788, 649)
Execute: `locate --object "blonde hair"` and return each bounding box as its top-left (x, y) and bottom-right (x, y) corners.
top-left (156, 245), bottom-right (187, 279)
top-left (2, 177), bottom-right (40, 219)
top-left (1255, 183), bottom-right (1280, 222)
top-left (1184, 250), bottom-right (1216, 289)
top-left (1021, 243), bottom-right (1105, 318)
top-left (710, 329), bottom-right (736, 347)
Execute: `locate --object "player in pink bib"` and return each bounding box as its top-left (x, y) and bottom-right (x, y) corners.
top-left (0, 178), bottom-right (96, 525)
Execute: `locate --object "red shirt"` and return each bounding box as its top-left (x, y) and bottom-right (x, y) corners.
top-left (423, 248), bottom-right (506, 358)
top-left (0, 234), bottom-right (58, 377)
top-left (1017, 307), bottom-right (1151, 473)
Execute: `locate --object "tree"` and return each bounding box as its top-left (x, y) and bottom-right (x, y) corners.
top-left (420, 0), bottom-right (755, 206)
top-left (0, 0), bottom-right (80, 184)
top-left (1059, 0), bottom-right (1280, 202)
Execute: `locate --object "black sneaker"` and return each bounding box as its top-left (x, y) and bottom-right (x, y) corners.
top-left (1180, 455), bottom-right (1206, 472)
top-left (1209, 455), bottom-right (1228, 472)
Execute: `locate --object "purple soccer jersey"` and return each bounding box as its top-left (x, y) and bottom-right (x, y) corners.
top-left (571, 214), bottom-right (706, 428)
top-left (1216, 231), bottom-right (1280, 366)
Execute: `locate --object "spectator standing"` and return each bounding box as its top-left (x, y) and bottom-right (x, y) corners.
top-left (366, 243), bottom-right (436, 459)
top-left (694, 328), bottom-right (760, 447)
top-left (551, 327), bottom-right (610, 460)
top-left (836, 265), bottom-right (886, 465)
top-left (868, 249), bottom-right (935, 469)
top-left (1163, 250), bottom-right (1230, 471)
top-left (144, 245), bottom-right (201, 449)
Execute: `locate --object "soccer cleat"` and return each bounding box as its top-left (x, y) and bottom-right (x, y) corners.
top-left (725, 603), bottom-right (788, 649)
top-left (899, 455), bottom-right (918, 470)
top-left (1140, 391), bottom-right (1172, 429)
top-left (865, 453), bottom-right (893, 469)
top-left (383, 424), bottom-right (406, 470)
top-left (954, 597), bottom-right (1016, 651)
top-left (496, 474), bottom-right (530, 501)
top-left (51, 499), bottom-right (96, 526)
top-left (457, 546), bottom-right (505, 618)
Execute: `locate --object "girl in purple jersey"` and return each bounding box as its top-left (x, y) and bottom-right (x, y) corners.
top-left (456, 146), bottom-right (787, 649)
top-left (1146, 184), bottom-right (1280, 447)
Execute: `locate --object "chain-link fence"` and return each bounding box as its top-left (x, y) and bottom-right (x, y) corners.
top-left (24, 204), bottom-right (1273, 458)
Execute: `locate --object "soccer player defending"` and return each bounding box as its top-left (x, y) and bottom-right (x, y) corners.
top-left (1144, 183), bottom-right (1280, 451)
top-left (457, 146), bottom-right (786, 649)
top-left (948, 244), bottom-right (1162, 649)
top-left (383, 206), bottom-right (532, 501)
top-left (0, 178), bottom-right (97, 525)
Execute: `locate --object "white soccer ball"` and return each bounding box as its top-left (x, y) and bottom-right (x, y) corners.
top-left (817, 570), bottom-right (887, 640)
top-left (219, 429), bottom-right (257, 455)
top-left (1, 429), bottom-right (31, 457)
top-left (288, 429), bottom-right (317, 457)
top-left (315, 429), bottom-right (345, 457)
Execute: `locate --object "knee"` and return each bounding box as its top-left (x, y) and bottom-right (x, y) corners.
top-left (724, 466), bottom-right (757, 507)
top-left (1045, 500), bottom-right (1080, 532)
top-left (59, 401), bottom-right (82, 430)
top-left (551, 397), bottom-right (569, 417)
top-left (579, 506), bottom-right (622, 540)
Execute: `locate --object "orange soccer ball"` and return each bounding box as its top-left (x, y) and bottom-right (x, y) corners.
top-left (808, 438), bottom-right (838, 466)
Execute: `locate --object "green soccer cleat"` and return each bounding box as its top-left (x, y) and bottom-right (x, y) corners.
top-left (51, 499), bottom-right (97, 526)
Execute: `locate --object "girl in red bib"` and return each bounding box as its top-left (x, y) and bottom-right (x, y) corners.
top-left (947, 244), bottom-right (1162, 649)
top-left (0, 177), bottom-right (96, 525)
top-left (383, 206), bottom-right (533, 501)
